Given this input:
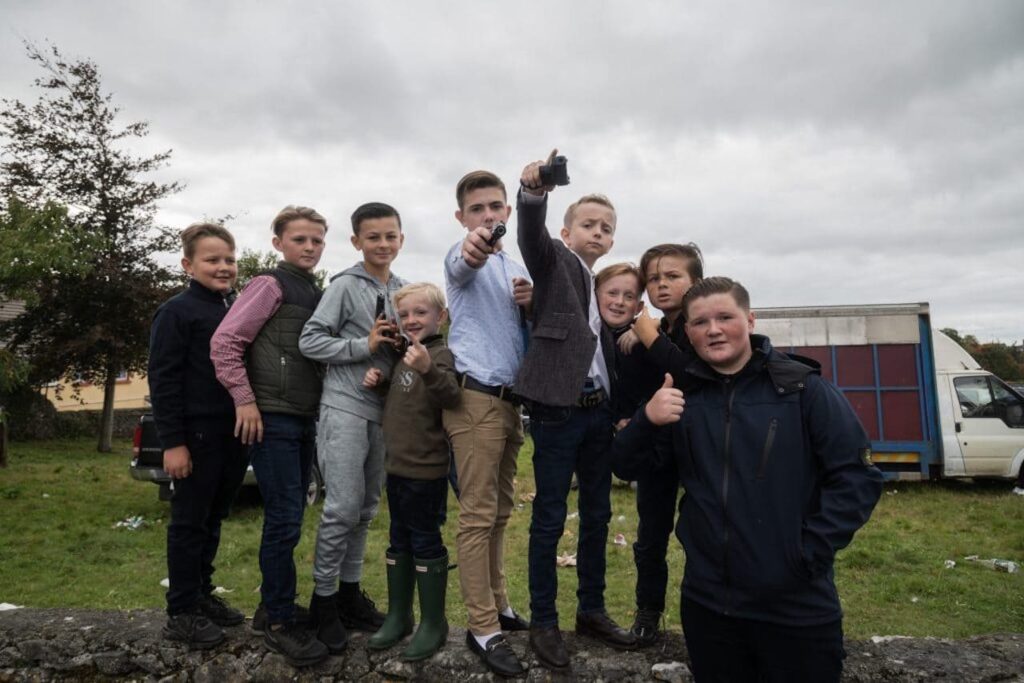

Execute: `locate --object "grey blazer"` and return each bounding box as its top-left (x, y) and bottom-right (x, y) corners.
top-left (514, 191), bottom-right (615, 407)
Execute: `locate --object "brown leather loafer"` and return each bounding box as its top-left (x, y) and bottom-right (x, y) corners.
top-left (465, 631), bottom-right (526, 678)
top-left (529, 624), bottom-right (570, 670)
top-left (575, 610), bottom-right (638, 650)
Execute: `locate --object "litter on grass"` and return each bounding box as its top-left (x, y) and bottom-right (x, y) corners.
top-left (556, 554), bottom-right (577, 567)
top-left (963, 555), bottom-right (1019, 573)
top-left (520, 492), bottom-right (536, 503)
top-left (0, 603), bottom-right (23, 611)
top-left (567, 511), bottom-right (579, 520)
top-left (113, 515), bottom-right (149, 530)
top-left (943, 560), bottom-right (956, 569)
top-left (613, 533), bottom-right (628, 547)
top-left (159, 578), bottom-right (170, 588)
top-left (212, 586), bottom-right (233, 594)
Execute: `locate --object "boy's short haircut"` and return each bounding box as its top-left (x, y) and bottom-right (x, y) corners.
top-left (639, 243), bottom-right (705, 285)
top-left (563, 193), bottom-right (616, 229)
top-left (350, 202), bottom-right (402, 236)
top-left (271, 205), bottom-right (329, 237)
top-left (683, 276), bottom-right (751, 315)
top-left (595, 262), bottom-right (641, 292)
top-left (393, 282), bottom-right (446, 311)
top-left (455, 170), bottom-right (507, 210)
top-left (180, 222), bottom-right (235, 259)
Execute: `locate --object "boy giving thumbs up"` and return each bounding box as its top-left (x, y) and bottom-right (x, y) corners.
top-left (361, 283), bottom-right (461, 662)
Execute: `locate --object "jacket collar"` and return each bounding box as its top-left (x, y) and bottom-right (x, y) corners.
top-left (188, 279), bottom-right (235, 303)
top-left (684, 334), bottom-right (819, 394)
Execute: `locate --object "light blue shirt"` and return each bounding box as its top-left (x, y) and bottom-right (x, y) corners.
top-left (444, 239), bottom-right (530, 387)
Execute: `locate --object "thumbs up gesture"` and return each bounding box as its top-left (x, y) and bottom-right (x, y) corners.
top-left (403, 335), bottom-right (432, 374)
top-left (644, 373), bottom-right (685, 425)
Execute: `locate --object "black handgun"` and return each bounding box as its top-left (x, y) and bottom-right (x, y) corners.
top-left (486, 222), bottom-right (507, 247)
top-left (539, 155), bottom-right (570, 186)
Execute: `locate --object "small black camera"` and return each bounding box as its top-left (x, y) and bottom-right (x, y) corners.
top-left (539, 155), bottom-right (570, 186)
top-left (486, 222), bottom-right (507, 247)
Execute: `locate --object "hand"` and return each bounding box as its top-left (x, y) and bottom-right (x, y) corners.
top-left (520, 148), bottom-right (559, 195)
top-left (644, 374), bottom-right (685, 426)
top-left (512, 277), bottom-right (533, 309)
top-left (163, 445), bottom-right (192, 479)
top-left (633, 304), bottom-right (661, 348)
top-left (617, 329), bottom-right (640, 354)
top-left (403, 336), bottom-right (432, 374)
top-left (363, 367), bottom-right (383, 388)
top-left (461, 227), bottom-right (499, 268)
top-left (615, 418), bottom-right (631, 432)
top-left (369, 317), bottom-right (399, 353)
top-left (235, 402), bottom-right (263, 444)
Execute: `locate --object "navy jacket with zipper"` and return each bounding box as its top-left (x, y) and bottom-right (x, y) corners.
top-left (614, 334), bottom-right (883, 625)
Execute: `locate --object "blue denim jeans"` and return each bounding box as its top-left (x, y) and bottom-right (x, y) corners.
top-left (527, 401), bottom-right (614, 627)
top-left (386, 474), bottom-right (448, 560)
top-left (249, 412), bottom-right (315, 625)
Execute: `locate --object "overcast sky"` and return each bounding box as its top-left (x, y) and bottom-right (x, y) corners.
top-left (3, 1), bottom-right (1022, 342)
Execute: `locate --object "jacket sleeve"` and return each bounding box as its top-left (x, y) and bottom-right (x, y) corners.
top-left (611, 406), bottom-right (661, 481)
top-left (148, 304), bottom-right (187, 451)
top-left (422, 347), bottom-right (462, 409)
top-left (516, 190), bottom-right (558, 279)
top-left (800, 376), bottom-right (884, 578)
top-left (299, 280), bottom-right (372, 364)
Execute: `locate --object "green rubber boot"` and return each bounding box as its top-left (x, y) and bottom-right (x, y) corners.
top-left (367, 552), bottom-right (415, 650)
top-left (400, 553), bottom-right (449, 662)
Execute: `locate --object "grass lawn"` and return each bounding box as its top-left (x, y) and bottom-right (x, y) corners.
top-left (0, 438), bottom-right (1022, 639)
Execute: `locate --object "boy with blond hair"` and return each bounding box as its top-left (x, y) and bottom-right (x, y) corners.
top-left (362, 282), bottom-right (460, 661)
top-left (516, 151), bottom-right (637, 671)
top-left (211, 206), bottom-right (329, 666)
top-left (150, 222), bottom-right (248, 649)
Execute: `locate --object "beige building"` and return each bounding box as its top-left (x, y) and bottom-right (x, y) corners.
top-left (42, 372), bottom-right (151, 412)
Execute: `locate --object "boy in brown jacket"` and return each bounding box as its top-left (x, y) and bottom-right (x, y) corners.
top-left (360, 282), bottom-right (461, 661)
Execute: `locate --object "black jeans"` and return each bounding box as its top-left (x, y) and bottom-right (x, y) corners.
top-left (527, 400), bottom-right (614, 627)
top-left (166, 426), bottom-right (248, 615)
top-left (681, 597), bottom-right (845, 683)
top-left (386, 474), bottom-right (447, 560)
top-left (633, 453), bottom-right (679, 612)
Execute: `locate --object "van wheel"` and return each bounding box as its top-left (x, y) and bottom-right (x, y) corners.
top-left (306, 462), bottom-right (324, 506)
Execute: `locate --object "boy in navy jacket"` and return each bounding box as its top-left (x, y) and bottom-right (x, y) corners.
top-left (149, 223), bottom-right (248, 648)
top-left (614, 276), bottom-right (883, 683)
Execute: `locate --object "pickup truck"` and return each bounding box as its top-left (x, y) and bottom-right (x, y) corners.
top-left (756, 302), bottom-right (1024, 480)
top-left (130, 413), bottom-right (323, 503)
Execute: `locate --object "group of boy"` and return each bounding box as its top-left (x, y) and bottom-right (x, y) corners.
top-left (148, 150), bottom-right (884, 682)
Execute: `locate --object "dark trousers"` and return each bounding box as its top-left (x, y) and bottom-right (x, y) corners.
top-left (387, 474), bottom-right (447, 560)
top-left (249, 412), bottom-right (315, 624)
top-left (633, 453), bottom-right (679, 612)
top-left (528, 401), bottom-right (614, 627)
top-left (166, 427), bottom-right (248, 615)
top-left (681, 597), bottom-right (845, 683)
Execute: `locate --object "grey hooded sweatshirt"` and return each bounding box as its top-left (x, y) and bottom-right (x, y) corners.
top-left (298, 262), bottom-right (406, 423)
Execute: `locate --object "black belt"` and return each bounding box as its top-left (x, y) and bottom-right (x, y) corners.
top-left (577, 388), bottom-right (607, 408)
top-left (458, 373), bottom-right (517, 403)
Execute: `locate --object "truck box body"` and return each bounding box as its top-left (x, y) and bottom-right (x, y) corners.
top-left (755, 303), bottom-right (1024, 479)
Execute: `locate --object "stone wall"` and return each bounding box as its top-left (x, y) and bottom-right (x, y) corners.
top-left (0, 609), bottom-right (1021, 682)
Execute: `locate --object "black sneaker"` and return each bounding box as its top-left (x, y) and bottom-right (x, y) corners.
top-left (264, 621), bottom-right (329, 667)
top-left (198, 593), bottom-right (245, 626)
top-left (630, 608), bottom-right (662, 648)
top-left (336, 586), bottom-right (386, 632)
top-left (162, 608), bottom-right (225, 649)
top-left (251, 603), bottom-right (311, 634)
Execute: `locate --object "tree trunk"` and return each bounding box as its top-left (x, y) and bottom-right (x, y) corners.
top-left (97, 364), bottom-right (117, 453)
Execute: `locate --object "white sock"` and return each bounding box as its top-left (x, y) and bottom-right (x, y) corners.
top-left (500, 606), bottom-right (516, 618)
top-left (474, 631), bottom-right (501, 650)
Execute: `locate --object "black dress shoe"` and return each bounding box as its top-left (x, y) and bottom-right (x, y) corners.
top-left (498, 609), bottom-right (530, 632)
top-left (529, 624), bottom-right (570, 670)
top-left (465, 631), bottom-right (526, 678)
top-left (575, 610), bottom-right (638, 650)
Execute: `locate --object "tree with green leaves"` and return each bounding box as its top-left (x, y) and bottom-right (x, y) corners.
top-left (0, 42), bottom-right (181, 452)
top-left (236, 248), bottom-right (328, 290)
